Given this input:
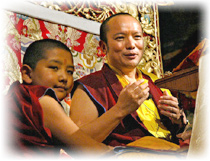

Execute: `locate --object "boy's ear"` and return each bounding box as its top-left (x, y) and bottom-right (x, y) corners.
top-left (99, 40), bottom-right (108, 54)
top-left (21, 64), bottom-right (33, 84)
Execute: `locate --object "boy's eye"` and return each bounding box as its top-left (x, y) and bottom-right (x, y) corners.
top-left (67, 70), bottom-right (74, 75)
top-left (49, 66), bottom-right (58, 71)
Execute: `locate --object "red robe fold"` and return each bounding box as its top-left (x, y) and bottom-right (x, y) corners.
top-left (74, 63), bottom-right (178, 146)
top-left (6, 81), bottom-right (61, 156)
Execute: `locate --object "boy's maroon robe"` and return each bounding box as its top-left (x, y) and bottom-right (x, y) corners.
top-left (6, 81), bottom-right (61, 156)
top-left (74, 64), bottom-right (178, 146)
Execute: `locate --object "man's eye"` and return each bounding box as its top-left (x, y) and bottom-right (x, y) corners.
top-left (115, 36), bottom-right (124, 40)
top-left (134, 35), bottom-right (142, 39)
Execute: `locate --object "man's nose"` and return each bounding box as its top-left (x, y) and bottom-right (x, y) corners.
top-left (126, 37), bottom-right (135, 50)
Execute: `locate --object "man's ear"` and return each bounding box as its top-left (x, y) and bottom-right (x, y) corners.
top-left (99, 40), bottom-right (108, 54)
top-left (21, 64), bottom-right (33, 84)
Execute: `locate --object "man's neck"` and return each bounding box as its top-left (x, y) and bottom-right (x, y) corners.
top-left (107, 63), bottom-right (138, 83)
top-left (122, 68), bottom-right (137, 84)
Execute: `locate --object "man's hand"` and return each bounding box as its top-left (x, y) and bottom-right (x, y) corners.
top-left (158, 91), bottom-right (187, 125)
top-left (116, 79), bottom-right (150, 116)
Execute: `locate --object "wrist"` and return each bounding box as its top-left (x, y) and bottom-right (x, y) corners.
top-left (111, 104), bottom-right (127, 120)
top-left (176, 115), bottom-right (189, 134)
top-left (180, 112), bottom-right (188, 127)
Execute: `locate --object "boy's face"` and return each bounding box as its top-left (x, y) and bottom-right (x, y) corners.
top-left (30, 48), bottom-right (74, 101)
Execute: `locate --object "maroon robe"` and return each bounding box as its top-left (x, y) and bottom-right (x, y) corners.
top-left (6, 81), bottom-right (62, 156)
top-left (73, 64), bottom-right (179, 146)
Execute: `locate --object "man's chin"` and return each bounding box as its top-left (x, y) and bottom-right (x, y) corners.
top-left (124, 61), bottom-right (140, 69)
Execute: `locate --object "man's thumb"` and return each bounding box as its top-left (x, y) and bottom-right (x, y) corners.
top-left (163, 90), bottom-right (169, 96)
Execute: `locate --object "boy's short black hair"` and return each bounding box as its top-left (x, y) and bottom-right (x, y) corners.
top-left (23, 39), bottom-right (72, 69)
top-left (100, 13), bottom-right (135, 44)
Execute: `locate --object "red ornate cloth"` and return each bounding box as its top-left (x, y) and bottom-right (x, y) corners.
top-left (173, 39), bottom-right (208, 72)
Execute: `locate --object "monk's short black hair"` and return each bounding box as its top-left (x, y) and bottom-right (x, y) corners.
top-left (100, 13), bottom-right (135, 44)
top-left (23, 39), bottom-right (72, 69)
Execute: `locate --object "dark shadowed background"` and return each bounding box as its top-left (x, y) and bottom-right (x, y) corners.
top-left (158, 2), bottom-right (205, 72)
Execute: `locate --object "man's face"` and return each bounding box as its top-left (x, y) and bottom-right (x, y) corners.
top-left (105, 15), bottom-right (144, 72)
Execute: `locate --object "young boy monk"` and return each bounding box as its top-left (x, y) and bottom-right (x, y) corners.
top-left (6, 39), bottom-right (111, 157)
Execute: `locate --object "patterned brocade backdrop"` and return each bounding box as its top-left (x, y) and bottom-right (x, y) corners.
top-left (36, 0), bottom-right (164, 78)
top-left (5, 11), bottom-right (105, 81)
top-left (3, 11), bottom-right (105, 114)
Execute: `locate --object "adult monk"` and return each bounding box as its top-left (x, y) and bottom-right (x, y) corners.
top-left (70, 13), bottom-right (187, 146)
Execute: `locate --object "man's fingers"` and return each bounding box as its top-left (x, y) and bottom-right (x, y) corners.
top-left (160, 95), bottom-right (178, 103)
top-left (160, 109), bottom-right (180, 120)
top-left (126, 79), bottom-right (144, 88)
top-left (159, 100), bottom-right (179, 108)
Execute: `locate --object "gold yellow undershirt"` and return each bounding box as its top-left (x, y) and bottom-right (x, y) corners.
top-left (107, 63), bottom-right (171, 138)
